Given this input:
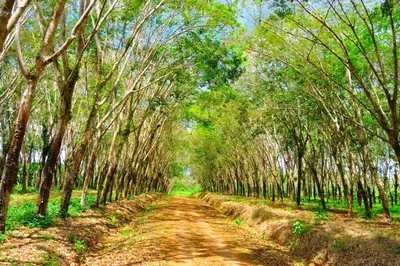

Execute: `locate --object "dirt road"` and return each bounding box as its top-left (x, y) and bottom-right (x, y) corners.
top-left (85, 196), bottom-right (267, 265)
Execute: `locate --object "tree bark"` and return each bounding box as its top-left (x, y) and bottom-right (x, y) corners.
top-left (36, 114), bottom-right (70, 215)
top-left (80, 151), bottom-right (96, 206)
top-left (296, 150), bottom-right (303, 206)
top-left (101, 164), bottom-right (117, 205)
top-left (364, 147), bottom-right (390, 220)
top-left (59, 135), bottom-right (88, 216)
top-left (395, 168), bottom-right (399, 205)
top-left (21, 139), bottom-right (27, 192)
top-left (0, 80), bottom-right (38, 232)
top-left (0, 0), bottom-right (15, 52)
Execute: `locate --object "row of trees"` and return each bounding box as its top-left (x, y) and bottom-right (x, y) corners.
top-left (0, 0), bottom-right (239, 232)
top-left (190, 0), bottom-right (399, 221)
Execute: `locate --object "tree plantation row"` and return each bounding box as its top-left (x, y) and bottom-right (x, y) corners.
top-left (0, 0), bottom-right (240, 232)
top-left (1, 0), bottom-right (400, 235)
top-left (189, 0), bottom-right (400, 221)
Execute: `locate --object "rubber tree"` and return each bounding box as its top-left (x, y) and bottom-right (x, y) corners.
top-left (35, 0), bottom-right (99, 216)
top-left (0, 0), bottom-right (69, 232)
top-left (60, 0), bottom-right (167, 215)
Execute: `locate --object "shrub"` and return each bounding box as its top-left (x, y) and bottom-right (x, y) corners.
top-left (314, 211), bottom-right (332, 224)
top-left (66, 232), bottom-right (77, 243)
top-left (0, 232), bottom-right (7, 242)
top-left (293, 260), bottom-right (306, 266)
top-left (66, 231), bottom-right (87, 255)
top-left (106, 212), bottom-right (123, 227)
top-left (331, 239), bottom-right (347, 249)
top-left (6, 193), bottom-right (97, 231)
top-left (6, 203), bottom-right (53, 230)
top-left (42, 253), bottom-right (61, 266)
top-left (292, 220), bottom-right (308, 237)
top-left (234, 216), bottom-right (243, 225)
top-left (363, 210), bottom-right (377, 219)
top-left (290, 220), bottom-right (310, 249)
top-left (121, 229), bottom-right (132, 236)
top-left (74, 239), bottom-right (87, 255)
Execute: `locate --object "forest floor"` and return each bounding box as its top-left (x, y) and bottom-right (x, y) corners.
top-left (84, 195), bottom-right (294, 265)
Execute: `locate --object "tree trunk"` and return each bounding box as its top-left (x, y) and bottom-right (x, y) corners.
top-left (358, 181), bottom-right (369, 214)
top-left (21, 140), bottom-right (27, 193)
top-left (96, 163), bottom-right (109, 206)
top-left (364, 149), bottom-right (390, 220)
top-left (101, 164), bottom-right (117, 205)
top-left (0, 128), bottom-right (10, 176)
top-left (395, 170), bottom-right (399, 205)
top-left (36, 115), bottom-right (70, 215)
top-left (0, 81), bottom-right (38, 232)
top-left (296, 150), bottom-right (303, 206)
top-left (367, 186), bottom-right (373, 208)
top-left (26, 143), bottom-right (33, 188)
top-left (271, 184), bottom-right (275, 202)
top-left (289, 172), bottom-right (294, 203)
top-left (36, 125), bottom-right (51, 189)
top-left (334, 152), bottom-right (352, 216)
top-left (59, 140), bottom-right (87, 216)
top-left (262, 179), bottom-right (267, 199)
top-left (80, 152), bottom-right (96, 206)
top-left (60, 97), bottom-right (97, 215)
top-left (310, 167), bottom-right (326, 210)
top-left (0, 0), bottom-right (15, 52)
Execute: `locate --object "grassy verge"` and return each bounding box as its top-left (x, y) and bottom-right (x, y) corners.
top-left (199, 192), bottom-right (400, 265)
top-left (212, 193), bottom-right (400, 220)
top-left (6, 187), bottom-right (97, 231)
top-left (1, 192), bottom-right (162, 265)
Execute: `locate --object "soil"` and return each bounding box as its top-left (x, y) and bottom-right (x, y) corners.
top-left (84, 196), bottom-right (292, 265)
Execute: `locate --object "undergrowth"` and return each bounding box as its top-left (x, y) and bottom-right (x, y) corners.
top-left (331, 239), bottom-right (347, 249)
top-left (290, 220), bottom-right (310, 249)
top-left (42, 253), bottom-right (61, 266)
top-left (0, 232), bottom-right (7, 242)
top-left (314, 210), bottom-right (332, 224)
top-left (67, 232), bottom-right (88, 255)
top-left (234, 216), bottom-right (243, 225)
top-left (74, 239), bottom-right (88, 255)
top-left (6, 193), bottom-right (97, 231)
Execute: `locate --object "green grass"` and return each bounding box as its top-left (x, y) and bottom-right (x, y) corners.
top-left (6, 190), bottom-right (97, 231)
top-left (313, 210), bottom-right (333, 224)
top-left (234, 216), bottom-right (243, 225)
top-left (74, 239), bottom-right (87, 255)
top-left (331, 239), bottom-right (347, 249)
top-left (66, 232), bottom-right (77, 243)
top-left (121, 228), bottom-right (135, 236)
top-left (65, 232), bottom-right (87, 255)
top-left (38, 234), bottom-right (55, 240)
top-left (300, 197), bottom-right (400, 219)
top-left (293, 260), bottom-right (306, 266)
top-left (41, 253), bottom-right (61, 266)
top-left (170, 181), bottom-right (202, 196)
top-left (105, 211), bottom-right (123, 227)
top-left (0, 232), bottom-right (7, 242)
